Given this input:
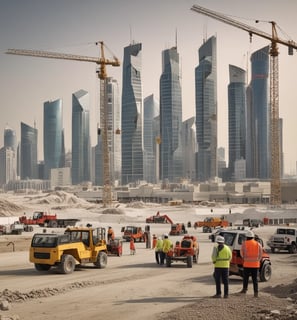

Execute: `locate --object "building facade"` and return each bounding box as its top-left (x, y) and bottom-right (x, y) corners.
top-left (143, 94), bottom-right (159, 183)
top-left (195, 36), bottom-right (218, 182)
top-left (43, 99), bottom-right (65, 179)
top-left (228, 65), bottom-right (247, 181)
top-left (121, 42), bottom-right (143, 185)
top-left (72, 90), bottom-right (90, 184)
top-left (20, 122), bottom-right (38, 179)
top-left (159, 46), bottom-right (183, 182)
top-left (246, 46), bottom-right (270, 179)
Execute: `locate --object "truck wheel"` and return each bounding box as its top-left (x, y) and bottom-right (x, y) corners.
top-left (49, 220), bottom-right (58, 228)
top-left (259, 262), bottom-right (272, 282)
top-left (187, 256), bottom-right (193, 268)
top-left (289, 243), bottom-right (297, 254)
top-left (35, 263), bottom-right (51, 271)
top-left (166, 256), bottom-right (172, 267)
top-left (271, 247), bottom-right (275, 253)
top-left (94, 251), bottom-right (107, 269)
top-left (58, 254), bottom-right (76, 274)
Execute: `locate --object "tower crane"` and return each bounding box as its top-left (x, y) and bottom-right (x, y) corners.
top-left (191, 4), bottom-right (297, 206)
top-left (6, 42), bottom-right (120, 207)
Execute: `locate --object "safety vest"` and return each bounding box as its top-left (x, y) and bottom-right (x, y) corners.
top-left (240, 239), bottom-right (263, 268)
top-left (162, 238), bottom-right (172, 253)
top-left (211, 244), bottom-right (232, 268)
top-left (155, 239), bottom-right (163, 252)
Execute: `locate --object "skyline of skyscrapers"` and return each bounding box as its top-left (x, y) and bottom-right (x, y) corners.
top-left (0, 37), bottom-right (289, 191)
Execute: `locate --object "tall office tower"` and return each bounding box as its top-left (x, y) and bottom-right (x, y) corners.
top-left (121, 42), bottom-right (143, 185)
top-left (246, 46), bottom-right (270, 179)
top-left (228, 65), bottom-right (247, 181)
top-left (3, 126), bottom-right (17, 180)
top-left (20, 122), bottom-right (38, 179)
top-left (195, 36), bottom-right (218, 182)
top-left (159, 46), bottom-right (183, 182)
top-left (4, 126), bottom-right (17, 151)
top-left (72, 90), bottom-right (90, 185)
top-left (181, 117), bottom-right (197, 181)
top-left (143, 94), bottom-right (159, 183)
top-left (43, 99), bottom-right (65, 179)
top-left (95, 77), bottom-right (121, 186)
top-left (0, 147), bottom-right (16, 186)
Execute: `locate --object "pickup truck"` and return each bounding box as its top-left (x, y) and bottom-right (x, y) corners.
top-left (267, 227), bottom-right (297, 253)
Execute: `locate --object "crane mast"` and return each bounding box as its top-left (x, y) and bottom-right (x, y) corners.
top-left (191, 4), bottom-right (297, 206)
top-left (6, 42), bottom-right (120, 207)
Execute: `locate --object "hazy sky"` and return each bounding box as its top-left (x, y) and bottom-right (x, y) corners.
top-left (1, 0), bottom-right (296, 174)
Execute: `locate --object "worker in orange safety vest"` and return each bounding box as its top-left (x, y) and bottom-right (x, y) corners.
top-left (240, 230), bottom-right (263, 297)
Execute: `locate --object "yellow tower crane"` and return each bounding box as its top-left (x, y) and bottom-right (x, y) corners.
top-left (6, 42), bottom-right (120, 207)
top-left (191, 4), bottom-right (297, 206)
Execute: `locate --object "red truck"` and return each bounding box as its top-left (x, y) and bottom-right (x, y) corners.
top-left (19, 211), bottom-right (79, 228)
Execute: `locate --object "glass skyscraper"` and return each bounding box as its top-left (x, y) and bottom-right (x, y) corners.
top-left (43, 99), bottom-right (65, 179)
top-left (195, 36), bottom-right (217, 182)
top-left (121, 42), bottom-right (143, 185)
top-left (246, 46), bottom-right (270, 179)
top-left (228, 65), bottom-right (247, 180)
top-left (72, 90), bottom-right (90, 184)
top-left (20, 122), bottom-right (38, 179)
top-left (4, 127), bottom-right (17, 151)
top-left (143, 94), bottom-right (159, 183)
top-left (159, 46), bottom-right (183, 182)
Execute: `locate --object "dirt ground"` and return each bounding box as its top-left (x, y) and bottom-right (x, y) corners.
top-left (1, 228), bottom-right (297, 320)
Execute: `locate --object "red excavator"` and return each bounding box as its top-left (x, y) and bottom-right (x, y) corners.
top-left (145, 211), bottom-right (173, 224)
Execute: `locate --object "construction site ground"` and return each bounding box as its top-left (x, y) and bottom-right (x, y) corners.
top-left (1, 226), bottom-right (297, 320)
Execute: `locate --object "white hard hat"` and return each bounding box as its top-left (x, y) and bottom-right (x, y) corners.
top-left (216, 235), bottom-right (225, 243)
top-left (246, 230), bottom-right (254, 238)
top-left (163, 233), bottom-right (168, 238)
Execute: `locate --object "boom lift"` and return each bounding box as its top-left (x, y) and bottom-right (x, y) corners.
top-left (191, 5), bottom-right (297, 206)
top-left (6, 42), bottom-right (120, 207)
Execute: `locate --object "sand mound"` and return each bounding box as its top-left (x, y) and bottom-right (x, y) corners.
top-left (0, 197), bottom-right (24, 216)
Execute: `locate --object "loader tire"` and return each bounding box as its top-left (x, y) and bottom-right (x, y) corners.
top-left (259, 261), bottom-right (272, 282)
top-left (34, 263), bottom-right (51, 271)
top-left (187, 256), bottom-right (193, 268)
top-left (58, 254), bottom-right (76, 274)
top-left (94, 251), bottom-right (107, 269)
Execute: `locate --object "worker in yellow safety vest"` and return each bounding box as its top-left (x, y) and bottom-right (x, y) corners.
top-left (160, 234), bottom-right (172, 265)
top-left (154, 236), bottom-right (163, 264)
top-left (211, 235), bottom-right (232, 298)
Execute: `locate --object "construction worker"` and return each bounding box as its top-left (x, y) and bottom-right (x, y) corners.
top-left (155, 236), bottom-right (163, 264)
top-left (152, 234), bottom-right (157, 249)
top-left (160, 234), bottom-right (172, 265)
top-left (211, 235), bottom-right (232, 298)
top-left (240, 230), bottom-right (263, 297)
top-left (107, 227), bottom-right (115, 242)
top-left (130, 237), bottom-right (136, 255)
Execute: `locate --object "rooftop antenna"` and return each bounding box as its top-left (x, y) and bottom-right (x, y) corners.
top-left (175, 28), bottom-right (178, 49)
top-left (203, 22), bottom-right (208, 43)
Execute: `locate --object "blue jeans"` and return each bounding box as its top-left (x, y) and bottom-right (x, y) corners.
top-left (214, 267), bottom-right (229, 296)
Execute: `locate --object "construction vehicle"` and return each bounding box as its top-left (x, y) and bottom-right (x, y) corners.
top-left (30, 226), bottom-right (107, 274)
top-left (243, 218), bottom-right (263, 228)
top-left (0, 222), bottom-right (25, 235)
top-left (191, 5), bottom-right (297, 206)
top-left (6, 42), bottom-right (120, 207)
top-left (107, 237), bottom-right (123, 256)
top-left (146, 211), bottom-right (173, 224)
top-left (169, 223), bottom-right (187, 236)
top-left (19, 211), bottom-right (79, 228)
top-left (166, 235), bottom-right (199, 268)
top-left (121, 226), bottom-right (146, 242)
top-left (267, 227), bottom-right (297, 253)
top-left (216, 228), bottom-right (272, 281)
top-left (194, 217), bottom-right (229, 233)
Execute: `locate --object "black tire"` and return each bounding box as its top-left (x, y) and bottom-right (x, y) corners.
top-left (94, 251), bottom-right (107, 269)
top-left (259, 262), bottom-right (272, 282)
top-left (58, 254), bottom-right (76, 274)
top-left (187, 256), bottom-right (193, 268)
top-left (35, 263), bottom-right (51, 271)
top-left (49, 220), bottom-right (58, 228)
top-left (271, 247), bottom-right (275, 253)
top-left (289, 243), bottom-right (297, 254)
top-left (166, 256), bottom-right (172, 267)
top-left (193, 251), bottom-right (199, 264)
